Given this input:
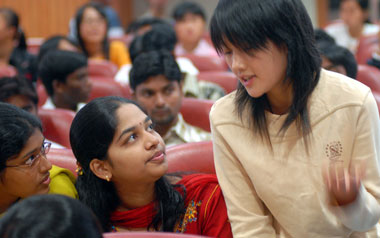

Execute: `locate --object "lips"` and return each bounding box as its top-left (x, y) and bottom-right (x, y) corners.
top-left (146, 150), bottom-right (165, 163)
top-left (239, 75), bottom-right (256, 86)
top-left (41, 172), bottom-right (51, 185)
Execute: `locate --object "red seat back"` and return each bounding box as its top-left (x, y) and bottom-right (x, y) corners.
top-left (197, 71), bottom-right (238, 94)
top-left (181, 54), bottom-right (229, 72)
top-left (356, 34), bottom-right (379, 65)
top-left (47, 148), bottom-right (77, 176)
top-left (88, 59), bottom-right (118, 78)
top-left (356, 64), bottom-right (380, 94)
top-left (166, 141), bottom-right (215, 174)
top-left (104, 232), bottom-right (206, 238)
top-left (180, 98), bottom-right (214, 132)
top-left (89, 78), bottom-right (132, 101)
top-left (38, 109), bottom-right (75, 148)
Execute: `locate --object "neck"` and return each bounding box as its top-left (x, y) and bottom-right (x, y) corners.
top-left (0, 39), bottom-right (14, 64)
top-left (84, 42), bottom-right (104, 58)
top-left (115, 181), bottom-right (156, 210)
top-left (348, 24), bottom-right (364, 38)
top-left (150, 7), bottom-right (165, 18)
top-left (266, 83), bottom-right (293, 115)
top-left (182, 41), bottom-right (199, 53)
top-left (52, 95), bottom-right (77, 112)
top-left (154, 116), bottom-right (178, 137)
top-left (0, 190), bottom-right (19, 214)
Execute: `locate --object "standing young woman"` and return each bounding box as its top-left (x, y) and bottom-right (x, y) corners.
top-left (69, 96), bottom-right (232, 236)
top-left (75, 2), bottom-right (130, 68)
top-left (0, 103), bottom-right (77, 215)
top-left (209, 0), bottom-right (380, 237)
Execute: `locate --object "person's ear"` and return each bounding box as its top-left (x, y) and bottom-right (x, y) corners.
top-left (89, 158), bottom-right (113, 182)
top-left (52, 80), bottom-right (65, 94)
top-left (131, 89), bottom-right (136, 100)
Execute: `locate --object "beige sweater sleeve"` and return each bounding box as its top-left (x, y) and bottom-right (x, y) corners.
top-left (336, 91), bottom-right (380, 232)
top-left (210, 107), bottom-right (277, 238)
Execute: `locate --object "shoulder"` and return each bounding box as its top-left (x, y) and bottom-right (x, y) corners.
top-left (49, 165), bottom-right (78, 198)
top-left (177, 174), bottom-right (220, 199)
top-left (110, 41), bottom-right (127, 51)
top-left (363, 23), bottom-right (380, 35)
top-left (210, 92), bottom-right (240, 127)
top-left (325, 22), bottom-right (346, 35)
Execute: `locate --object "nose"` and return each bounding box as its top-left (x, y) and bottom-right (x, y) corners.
top-left (155, 93), bottom-right (166, 108)
top-left (39, 154), bottom-right (52, 173)
top-left (144, 131), bottom-right (160, 151)
top-left (231, 52), bottom-right (246, 75)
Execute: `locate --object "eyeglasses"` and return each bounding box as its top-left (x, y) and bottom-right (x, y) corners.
top-left (6, 142), bottom-right (52, 169)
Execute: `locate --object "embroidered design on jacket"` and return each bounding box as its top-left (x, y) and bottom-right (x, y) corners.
top-left (325, 141), bottom-right (343, 162)
top-left (175, 200), bottom-right (202, 233)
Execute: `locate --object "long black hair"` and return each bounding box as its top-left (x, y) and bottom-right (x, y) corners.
top-left (0, 103), bottom-right (42, 174)
top-left (75, 2), bottom-right (110, 59)
top-left (210, 0), bottom-right (321, 146)
top-left (70, 96), bottom-right (184, 232)
top-left (0, 8), bottom-right (27, 51)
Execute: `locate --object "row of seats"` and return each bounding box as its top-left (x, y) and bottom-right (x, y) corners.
top-left (48, 140), bottom-right (215, 177)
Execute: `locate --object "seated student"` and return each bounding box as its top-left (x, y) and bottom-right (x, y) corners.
top-left (38, 50), bottom-right (92, 112)
top-left (172, 1), bottom-right (218, 57)
top-left (367, 31), bottom-right (380, 70)
top-left (69, 96), bottom-right (232, 236)
top-left (115, 23), bottom-right (225, 101)
top-left (0, 194), bottom-right (103, 238)
top-left (0, 103), bottom-right (77, 215)
top-left (317, 41), bottom-right (358, 79)
top-left (74, 2), bottom-right (131, 68)
top-left (125, 17), bottom-right (166, 37)
top-left (0, 76), bottom-right (64, 149)
top-left (130, 50), bottom-right (211, 146)
top-left (37, 35), bottom-right (79, 64)
top-left (0, 8), bottom-right (37, 82)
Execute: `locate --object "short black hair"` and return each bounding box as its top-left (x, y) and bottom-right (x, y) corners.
top-left (125, 17), bottom-right (166, 34)
top-left (130, 50), bottom-right (182, 90)
top-left (38, 35), bottom-right (77, 64)
top-left (172, 1), bottom-right (206, 21)
top-left (314, 28), bottom-right (336, 44)
top-left (0, 103), bottom-right (42, 173)
top-left (129, 23), bottom-right (177, 62)
top-left (317, 41), bottom-right (358, 79)
top-left (341, 0), bottom-right (369, 10)
top-left (0, 76), bottom-right (38, 105)
top-left (38, 50), bottom-right (88, 96)
top-left (0, 194), bottom-right (103, 238)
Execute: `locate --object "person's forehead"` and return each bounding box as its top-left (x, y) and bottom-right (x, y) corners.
top-left (137, 75), bottom-right (176, 90)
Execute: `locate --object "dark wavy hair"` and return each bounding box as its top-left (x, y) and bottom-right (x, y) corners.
top-left (0, 8), bottom-right (27, 51)
top-left (70, 96), bottom-right (184, 232)
top-left (0, 194), bottom-right (103, 238)
top-left (0, 103), bottom-right (42, 174)
top-left (75, 2), bottom-right (110, 59)
top-left (0, 75), bottom-right (38, 105)
top-left (210, 0), bottom-right (321, 147)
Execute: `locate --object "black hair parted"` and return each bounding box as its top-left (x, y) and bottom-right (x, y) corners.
top-left (130, 50), bottom-right (182, 90)
top-left (0, 194), bottom-right (103, 238)
top-left (38, 50), bottom-right (88, 96)
top-left (129, 23), bottom-right (177, 62)
top-left (0, 103), bottom-right (42, 174)
top-left (172, 1), bottom-right (206, 21)
top-left (70, 96), bottom-right (184, 232)
top-left (37, 35), bottom-right (77, 64)
top-left (126, 17), bottom-right (166, 34)
top-left (314, 28), bottom-right (336, 44)
top-left (0, 75), bottom-right (38, 105)
top-left (75, 2), bottom-right (109, 59)
top-left (0, 7), bottom-right (27, 51)
top-left (210, 0), bottom-right (321, 146)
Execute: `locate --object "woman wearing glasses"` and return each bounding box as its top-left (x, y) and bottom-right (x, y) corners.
top-left (0, 103), bottom-right (77, 214)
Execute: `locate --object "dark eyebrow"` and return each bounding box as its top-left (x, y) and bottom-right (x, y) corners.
top-left (20, 138), bottom-right (46, 160)
top-left (117, 116), bottom-right (151, 142)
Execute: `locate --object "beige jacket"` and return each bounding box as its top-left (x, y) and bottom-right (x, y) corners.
top-left (210, 69), bottom-right (380, 237)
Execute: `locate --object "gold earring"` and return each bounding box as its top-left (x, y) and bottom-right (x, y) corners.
top-left (106, 175), bottom-right (110, 182)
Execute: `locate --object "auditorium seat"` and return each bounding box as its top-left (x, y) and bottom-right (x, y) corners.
top-left (38, 109), bottom-right (75, 148)
top-left (180, 97), bottom-right (214, 132)
top-left (180, 54), bottom-right (229, 72)
top-left (88, 59), bottom-right (118, 78)
top-left (27, 37), bottom-right (44, 55)
top-left (36, 81), bottom-right (48, 107)
top-left (356, 34), bottom-right (378, 65)
top-left (47, 148), bottom-right (77, 176)
top-left (356, 64), bottom-right (380, 94)
top-left (197, 71), bottom-right (238, 94)
top-left (0, 64), bottom-right (17, 77)
top-left (166, 141), bottom-right (215, 174)
top-left (104, 232), bottom-right (205, 238)
top-left (89, 78), bottom-right (132, 100)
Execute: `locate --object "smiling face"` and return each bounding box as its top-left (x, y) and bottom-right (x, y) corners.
top-left (223, 40), bottom-right (288, 99)
top-left (79, 7), bottom-right (107, 45)
top-left (0, 129), bottom-right (52, 200)
top-left (100, 103), bottom-right (168, 187)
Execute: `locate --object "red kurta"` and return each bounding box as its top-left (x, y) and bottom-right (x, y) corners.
top-left (110, 174), bottom-right (232, 237)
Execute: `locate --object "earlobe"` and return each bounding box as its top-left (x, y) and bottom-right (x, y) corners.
top-left (52, 80), bottom-right (64, 94)
top-left (89, 158), bottom-right (112, 181)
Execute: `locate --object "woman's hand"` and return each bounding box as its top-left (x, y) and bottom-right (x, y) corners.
top-left (323, 161), bottom-right (365, 206)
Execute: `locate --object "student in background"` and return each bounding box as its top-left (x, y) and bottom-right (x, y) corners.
top-left (0, 194), bottom-right (102, 238)
top-left (210, 0), bottom-right (380, 236)
top-left (74, 2), bottom-right (130, 68)
top-left (38, 50), bottom-right (92, 113)
top-left (172, 2), bottom-right (218, 57)
top-left (130, 50), bottom-right (211, 146)
top-left (0, 8), bottom-right (37, 82)
top-left (37, 35), bottom-right (79, 64)
top-left (0, 103), bottom-right (77, 215)
top-left (70, 96), bottom-right (231, 236)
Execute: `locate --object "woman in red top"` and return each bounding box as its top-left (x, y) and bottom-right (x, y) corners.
top-left (69, 96), bottom-right (232, 237)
